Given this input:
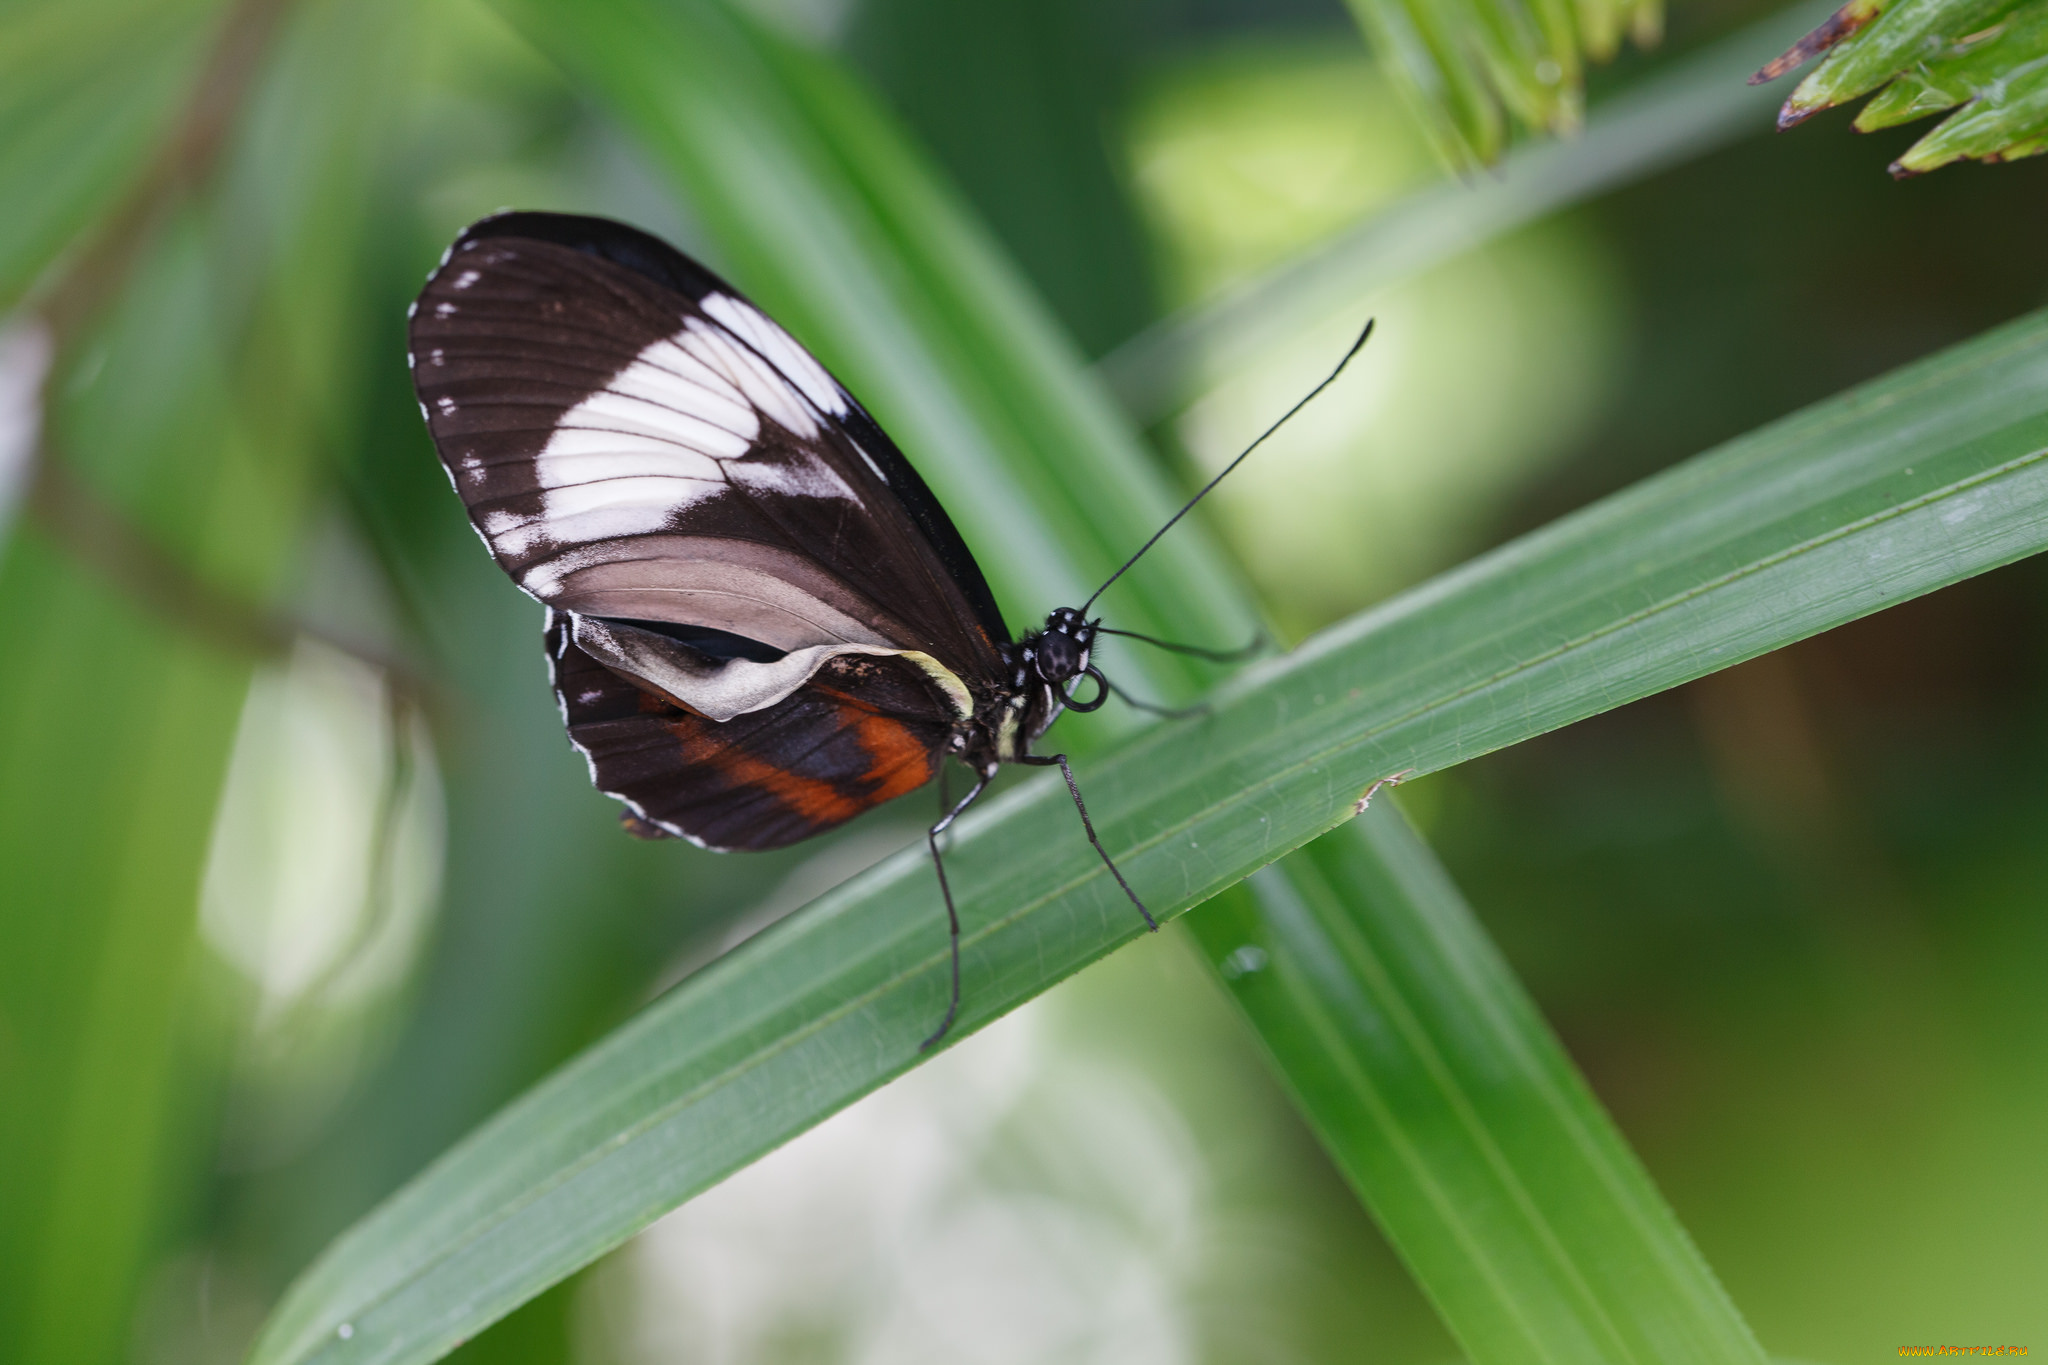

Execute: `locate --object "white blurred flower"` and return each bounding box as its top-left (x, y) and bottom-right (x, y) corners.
top-left (200, 636), bottom-right (442, 1021)
top-left (198, 634), bottom-right (444, 1163)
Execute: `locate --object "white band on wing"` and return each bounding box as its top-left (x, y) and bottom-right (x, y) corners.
top-left (569, 614), bottom-right (972, 724)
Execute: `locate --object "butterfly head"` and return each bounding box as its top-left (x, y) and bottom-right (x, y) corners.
top-left (1029, 607), bottom-right (1097, 686)
top-left (994, 607), bottom-right (1107, 730)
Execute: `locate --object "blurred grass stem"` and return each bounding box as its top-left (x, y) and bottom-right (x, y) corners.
top-left (32, 0), bottom-right (293, 350)
top-left (15, 0), bottom-right (435, 709)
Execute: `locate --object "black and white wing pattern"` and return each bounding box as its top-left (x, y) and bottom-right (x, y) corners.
top-left (408, 212), bottom-right (1010, 842)
top-left (409, 212), bottom-right (1006, 711)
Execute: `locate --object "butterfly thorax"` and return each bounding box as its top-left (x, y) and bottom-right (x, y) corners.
top-left (959, 607), bottom-right (1099, 772)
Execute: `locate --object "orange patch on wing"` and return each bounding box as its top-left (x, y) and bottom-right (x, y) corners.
top-left (848, 707), bottom-right (940, 803)
top-left (674, 723), bottom-right (866, 825)
top-left (669, 687), bottom-right (940, 827)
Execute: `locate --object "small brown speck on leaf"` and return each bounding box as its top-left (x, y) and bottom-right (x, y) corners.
top-left (1353, 769), bottom-right (1416, 815)
top-left (1751, 0), bottom-right (1882, 86)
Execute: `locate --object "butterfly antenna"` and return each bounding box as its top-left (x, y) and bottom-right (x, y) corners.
top-left (1082, 319), bottom-right (1374, 615)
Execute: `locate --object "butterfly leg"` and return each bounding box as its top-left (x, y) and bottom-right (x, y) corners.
top-left (922, 768), bottom-right (993, 1051)
top-left (1018, 753), bottom-right (1158, 932)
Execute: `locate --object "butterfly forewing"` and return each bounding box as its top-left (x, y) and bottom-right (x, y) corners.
top-left (409, 212), bottom-right (1005, 673)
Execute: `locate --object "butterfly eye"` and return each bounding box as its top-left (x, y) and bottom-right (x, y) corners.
top-left (1035, 631), bottom-right (1084, 681)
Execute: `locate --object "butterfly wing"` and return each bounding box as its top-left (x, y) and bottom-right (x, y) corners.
top-left (547, 611), bottom-right (956, 849)
top-left (410, 212), bottom-right (1010, 839)
top-left (410, 211), bottom-right (1006, 725)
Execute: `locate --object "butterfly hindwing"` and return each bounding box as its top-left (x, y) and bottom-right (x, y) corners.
top-left (545, 611), bottom-right (958, 850)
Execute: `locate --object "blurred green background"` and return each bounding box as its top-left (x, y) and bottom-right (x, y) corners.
top-left (4, 0), bottom-right (2047, 1361)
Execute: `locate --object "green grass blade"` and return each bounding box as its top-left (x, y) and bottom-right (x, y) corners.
top-left (1782, 0), bottom-right (2014, 122)
top-left (1345, 0), bottom-right (1509, 165)
top-left (0, 0), bottom-right (219, 308)
top-left (248, 287), bottom-right (2048, 1365)
top-left (1767, 0), bottom-right (2048, 173)
top-left (1852, 0), bottom-right (2048, 130)
top-left (1343, 0), bottom-right (1662, 168)
top-left (1185, 811), bottom-right (1763, 1365)
top-left (1892, 56), bottom-right (2048, 172)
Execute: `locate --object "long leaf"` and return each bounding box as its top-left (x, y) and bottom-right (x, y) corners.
top-left (1188, 813), bottom-right (1761, 1365)
top-left (248, 263), bottom-right (2048, 1365)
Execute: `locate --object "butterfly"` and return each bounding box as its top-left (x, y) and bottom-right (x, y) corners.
top-left (408, 211), bottom-right (1366, 1044)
